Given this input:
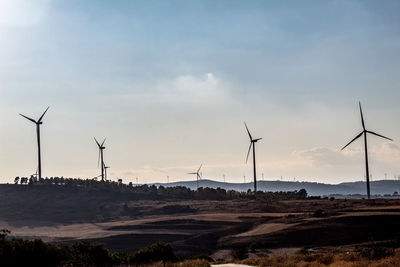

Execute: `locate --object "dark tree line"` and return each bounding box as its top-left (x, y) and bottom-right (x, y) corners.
top-left (12, 176), bottom-right (307, 201)
top-left (0, 229), bottom-right (174, 266)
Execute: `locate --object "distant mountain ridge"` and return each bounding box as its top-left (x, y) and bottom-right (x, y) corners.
top-left (153, 179), bottom-right (400, 197)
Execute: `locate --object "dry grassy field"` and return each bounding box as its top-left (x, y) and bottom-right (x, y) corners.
top-left (1, 184), bottom-right (400, 265)
top-left (1, 185), bottom-right (399, 263)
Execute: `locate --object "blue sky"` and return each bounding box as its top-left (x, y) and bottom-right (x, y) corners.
top-left (1, 0), bottom-right (399, 185)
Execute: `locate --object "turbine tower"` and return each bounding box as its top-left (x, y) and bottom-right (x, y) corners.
top-left (19, 107), bottom-right (49, 180)
top-left (188, 164), bottom-right (202, 189)
top-left (341, 102), bottom-right (393, 199)
top-left (244, 122), bottom-right (262, 192)
top-left (94, 137), bottom-right (106, 181)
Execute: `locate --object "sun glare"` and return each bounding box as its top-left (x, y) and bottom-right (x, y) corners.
top-left (0, 0), bottom-right (49, 27)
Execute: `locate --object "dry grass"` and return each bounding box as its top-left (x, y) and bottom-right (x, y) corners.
top-left (119, 259), bottom-right (210, 267)
top-left (167, 259), bottom-right (210, 267)
top-left (236, 248), bottom-right (400, 267)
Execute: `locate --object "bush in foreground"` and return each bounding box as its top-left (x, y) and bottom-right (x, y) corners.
top-left (0, 229), bottom-right (175, 267)
top-left (138, 259), bottom-right (210, 267)
top-left (115, 241), bottom-right (175, 265)
top-left (237, 248), bottom-right (400, 267)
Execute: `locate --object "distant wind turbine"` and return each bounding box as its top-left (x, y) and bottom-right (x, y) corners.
top-left (30, 169), bottom-right (38, 181)
top-left (94, 137), bottom-right (106, 181)
top-left (341, 102), bottom-right (393, 199)
top-left (103, 163), bottom-right (110, 180)
top-left (19, 107), bottom-right (49, 180)
top-left (188, 164), bottom-right (202, 189)
top-left (244, 122), bottom-right (262, 192)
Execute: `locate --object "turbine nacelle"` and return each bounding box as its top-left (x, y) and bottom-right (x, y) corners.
top-left (94, 137), bottom-right (106, 149)
top-left (20, 106), bottom-right (49, 125)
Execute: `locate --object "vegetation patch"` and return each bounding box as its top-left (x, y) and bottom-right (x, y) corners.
top-left (236, 248), bottom-right (400, 267)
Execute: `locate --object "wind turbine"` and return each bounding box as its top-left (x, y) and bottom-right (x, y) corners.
top-left (103, 163), bottom-right (110, 180)
top-left (341, 102), bottom-right (393, 199)
top-left (94, 137), bottom-right (106, 181)
top-left (19, 107), bottom-right (49, 180)
top-left (188, 164), bottom-right (202, 189)
top-left (244, 122), bottom-right (262, 192)
top-left (31, 168), bottom-right (38, 181)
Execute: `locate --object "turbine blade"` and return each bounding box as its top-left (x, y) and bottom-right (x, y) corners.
top-left (188, 172), bottom-right (197, 174)
top-left (341, 131), bottom-right (363, 150)
top-left (101, 138), bottom-right (106, 147)
top-left (246, 142), bottom-right (252, 163)
top-left (19, 114), bottom-right (37, 123)
top-left (244, 122), bottom-right (252, 140)
top-left (197, 164), bottom-right (202, 173)
top-left (254, 138), bottom-right (262, 142)
top-left (367, 131), bottom-right (393, 141)
top-left (94, 137), bottom-right (101, 147)
top-left (38, 106), bottom-right (50, 122)
top-left (359, 102), bottom-right (365, 130)
top-left (98, 149), bottom-right (101, 168)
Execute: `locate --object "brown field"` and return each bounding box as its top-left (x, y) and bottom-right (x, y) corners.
top-left (1, 192), bottom-right (400, 261)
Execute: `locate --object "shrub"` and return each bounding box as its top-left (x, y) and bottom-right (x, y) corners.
top-left (361, 247), bottom-right (395, 260)
top-left (126, 241), bottom-right (175, 264)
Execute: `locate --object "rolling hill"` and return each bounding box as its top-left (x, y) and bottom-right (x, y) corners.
top-left (154, 179), bottom-right (400, 197)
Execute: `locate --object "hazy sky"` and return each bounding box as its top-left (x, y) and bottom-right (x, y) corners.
top-left (1, 0), bottom-right (399, 185)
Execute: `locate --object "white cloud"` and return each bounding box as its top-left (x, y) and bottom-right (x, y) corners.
top-left (292, 146), bottom-right (362, 167)
top-left (155, 73), bottom-right (229, 104)
top-left (100, 73), bottom-right (232, 113)
top-left (282, 142), bottom-right (400, 172)
top-left (375, 142), bottom-right (400, 164)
